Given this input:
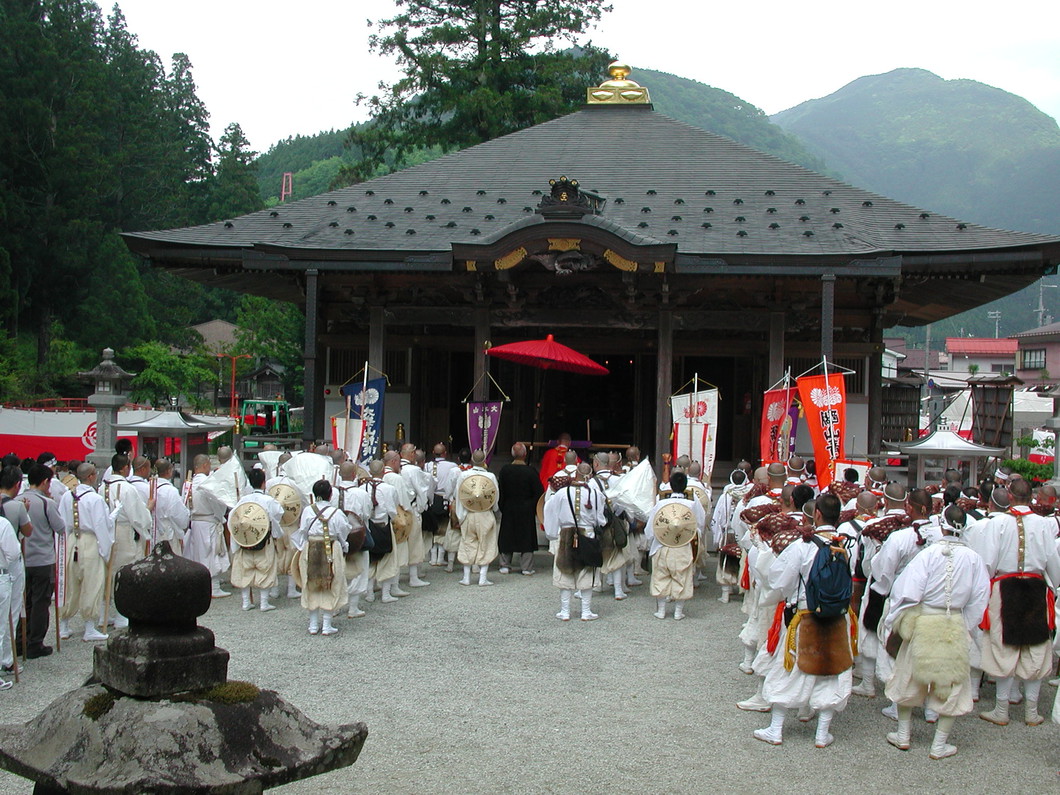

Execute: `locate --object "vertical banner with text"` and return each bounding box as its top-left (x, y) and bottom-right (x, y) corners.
top-left (796, 373), bottom-right (846, 491)
top-left (341, 377), bottom-right (387, 461)
top-left (760, 386), bottom-right (800, 464)
top-left (467, 401), bottom-right (503, 463)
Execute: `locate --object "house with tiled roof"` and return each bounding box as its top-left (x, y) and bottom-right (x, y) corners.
top-left (945, 337), bottom-right (1016, 375)
top-left (123, 66), bottom-right (1060, 463)
top-left (1012, 322), bottom-right (1060, 386)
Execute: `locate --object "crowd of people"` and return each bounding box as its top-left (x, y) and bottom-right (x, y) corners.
top-left (0, 435), bottom-right (1058, 764)
top-left (719, 458), bottom-right (1060, 757)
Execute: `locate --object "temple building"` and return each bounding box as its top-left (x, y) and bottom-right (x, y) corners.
top-left (124, 65), bottom-right (1060, 466)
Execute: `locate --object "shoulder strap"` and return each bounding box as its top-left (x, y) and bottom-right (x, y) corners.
top-left (566, 487), bottom-right (579, 530)
top-left (1015, 514), bottom-right (1026, 573)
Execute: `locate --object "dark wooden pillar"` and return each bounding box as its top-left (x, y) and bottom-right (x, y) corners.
top-left (473, 308), bottom-right (490, 402)
top-left (768, 311), bottom-right (785, 385)
top-left (867, 313), bottom-right (884, 457)
top-left (655, 309), bottom-right (673, 466)
top-left (302, 269), bottom-right (320, 444)
top-left (368, 306), bottom-right (386, 457)
top-left (821, 274), bottom-right (836, 361)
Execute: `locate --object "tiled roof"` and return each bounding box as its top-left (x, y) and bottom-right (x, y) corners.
top-left (125, 106), bottom-right (1060, 259)
top-left (1012, 321), bottom-right (1060, 339)
top-left (944, 337), bottom-right (1017, 355)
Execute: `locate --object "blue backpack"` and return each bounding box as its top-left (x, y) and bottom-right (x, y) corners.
top-left (802, 535), bottom-right (852, 618)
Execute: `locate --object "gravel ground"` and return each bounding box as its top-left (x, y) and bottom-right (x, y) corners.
top-left (0, 554), bottom-right (1056, 793)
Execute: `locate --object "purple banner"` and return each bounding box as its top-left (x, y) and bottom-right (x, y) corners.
top-left (467, 401), bottom-right (503, 463)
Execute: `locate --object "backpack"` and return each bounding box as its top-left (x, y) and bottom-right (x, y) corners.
top-left (802, 535), bottom-right (852, 618)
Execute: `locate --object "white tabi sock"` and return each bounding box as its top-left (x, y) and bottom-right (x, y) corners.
top-left (241, 588), bottom-right (254, 610)
top-left (929, 715), bottom-right (958, 759)
top-left (739, 643), bottom-right (756, 674)
top-left (981, 677), bottom-right (1013, 725)
top-left (718, 585), bottom-right (731, 603)
top-left (287, 575), bottom-right (301, 598)
top-left (307, 609), bottom-right (320, 634)
top-left (626, 563), bottom-right (642, 586)
top-left (754, 706), bottom-right (785, 744)
top-left (259, 590), bottom-right (275, 612)
top-left (409, 565), bottom-right (430, 586)
top-left (580, 589), bottom-right (598, 621)
top-left (478, 565), bottom-right (493, 586)
top-left (460, 565), bottom-right (472, 585)
top-left (613, 568), bottom-right (626, 599)
top-left (653, 599), bottom-right (667, 619)
top-left (1024, 678), bottom-right (1044, 725)
top-left (321, 611), bottom-right (337, 635)
top-left (815, 709), bottom-right (835, 747)
top-left (557, 589), bottom-right (572, 620)
top-left (347, 592), bottom-right (364, 617)
top-left (673, 601), bottom-right (685, 620)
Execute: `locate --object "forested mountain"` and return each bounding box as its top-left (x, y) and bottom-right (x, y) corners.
top-left (254, 68), bottom-right (828, 204)
top-left (771, 68), bottom-right (1060, 341)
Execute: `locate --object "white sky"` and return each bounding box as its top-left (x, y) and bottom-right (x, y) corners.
top-left (115, 0), bottom-right (1060, 154)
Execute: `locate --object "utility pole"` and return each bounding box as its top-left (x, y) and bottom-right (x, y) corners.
top-left (988, 310), bottom-right (1001, 339)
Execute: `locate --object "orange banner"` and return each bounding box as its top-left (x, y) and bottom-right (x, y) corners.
top-left (760, 387), bottom-right (799, 464)
top-left (796, 373), bottom-right (846, 490)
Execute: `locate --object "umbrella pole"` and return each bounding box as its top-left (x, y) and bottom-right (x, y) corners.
top-left (530, 369), bottom-right (546, 460)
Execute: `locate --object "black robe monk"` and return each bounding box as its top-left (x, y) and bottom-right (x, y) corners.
top-left (498, 460), bottom-right (543, 553)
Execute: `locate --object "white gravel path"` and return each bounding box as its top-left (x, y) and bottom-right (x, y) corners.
top-left (0, 554), bottom-right (1056, 793)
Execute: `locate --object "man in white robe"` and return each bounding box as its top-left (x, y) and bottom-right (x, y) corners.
top-left (399, 443), bottom-right (433, 588)
top-left (426, 443), bottom-right (458, 567)
top-left (881, 504), bottom-right (989, 759)
top-left (153, 459), bottom-right (190, 551)
top-left (291, 480), bottom-right (351, 635)
top-left (968, 477), bottom-right (1060, 726)
top-left (543, 464), bottom-right (606, 621)
top-left (753, 493), bottom-right (854, 749)
top-left (58, 464), bottom-right (113, 642)
top-left (229, 468), bottom-right (284, 612)
top-left (332, 462), bottom-right (373, 618)
top-left (362, 460), bottom-right (402, 603)
top-left (99, 453), bottom-right (153, 628)
top-left (453, 450), bottom-right (500, 587)
top-left (183, 454), bottom-right (231, 597)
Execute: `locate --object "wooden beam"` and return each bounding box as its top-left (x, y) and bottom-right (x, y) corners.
top-left (655, 310), bottom-right (674, 466)
top-left (302, 269), bottom-right (320, 443)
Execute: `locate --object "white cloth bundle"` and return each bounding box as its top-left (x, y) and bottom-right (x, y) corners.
top-left (607, 459), bottom-right (657, 524)
top-left (201, 457), bottom-right (251, 510)
top-left (283, 451), bottom-right (334, 496)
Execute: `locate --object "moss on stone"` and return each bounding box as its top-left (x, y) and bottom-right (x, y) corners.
top-left (201, 680), bottom-right (260, 704)
top-left (83, 691), bottom-right (117, 721)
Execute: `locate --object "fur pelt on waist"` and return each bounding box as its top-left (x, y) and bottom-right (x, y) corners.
top-left (793, 612), bottom-right (853, 676)
top-left (898, 609), bottom-right (969, 701)
top-left (306, 538), bottom-right (334, 591)
top-left (998, 576), bottom-right (1051, 646)
top-left (555, 526), bottom-right (577, 575)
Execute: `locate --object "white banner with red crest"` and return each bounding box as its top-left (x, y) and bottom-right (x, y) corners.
top-left (671, 388), bottom-right (718, 479)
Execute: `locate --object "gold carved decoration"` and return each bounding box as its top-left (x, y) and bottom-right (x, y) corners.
top-left (603, 250), bottom-right (637, 272)
top-left (654, 262), bottom-right (666, 273)
top-left (494, 247), bottom-right (527, 270)
top-left (465, 260), bottom-right (477, 271)
top-left (548, 239), bottom-right (581, 252)
top-left (587, 62), bottom-right (651, 105)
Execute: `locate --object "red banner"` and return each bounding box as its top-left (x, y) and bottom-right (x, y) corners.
top-left (796, 373), bottom-right (846, 491)
top-left (759, 387), bottom-right (799, 464)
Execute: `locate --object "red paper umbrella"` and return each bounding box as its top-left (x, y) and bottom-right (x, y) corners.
top-left (486, 334), bottom-right (609, 375)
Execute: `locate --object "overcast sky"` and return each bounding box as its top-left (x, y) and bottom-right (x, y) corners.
top-left (115, 0), bottom-right (1060, 155)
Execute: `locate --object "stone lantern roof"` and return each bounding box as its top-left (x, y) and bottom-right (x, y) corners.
top-left (79, 347), bottom-right (136, 382)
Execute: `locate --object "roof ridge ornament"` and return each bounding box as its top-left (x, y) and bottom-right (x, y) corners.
top-left (587, 62), bottom-right (651, 105)
top-left (537, 176), bottom-right (602, 218)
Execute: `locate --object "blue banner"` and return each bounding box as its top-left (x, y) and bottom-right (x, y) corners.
top-left (341, 377), bottom-right (386, 461)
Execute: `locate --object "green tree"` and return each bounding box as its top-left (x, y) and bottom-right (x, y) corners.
top-left (125, 341), bottom-right (215, 410)
top-left (234, 296), bottom-right (305, 403)
top-left (207, 122), bottom-right (263, 220)
top-left (342, 0), bottom-right (612, 182)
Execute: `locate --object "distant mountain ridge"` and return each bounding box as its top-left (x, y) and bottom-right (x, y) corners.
top-left (253, 68), bottom-right (828, 204)
top-left (770, 67), bottom-right (1060, 235)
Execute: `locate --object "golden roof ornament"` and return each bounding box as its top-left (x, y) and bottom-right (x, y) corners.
top-left (587, 62), bottom-right (651, 105)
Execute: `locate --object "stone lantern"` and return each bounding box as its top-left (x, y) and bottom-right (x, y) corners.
top-left (79, 347), bottom-right (136, 469)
